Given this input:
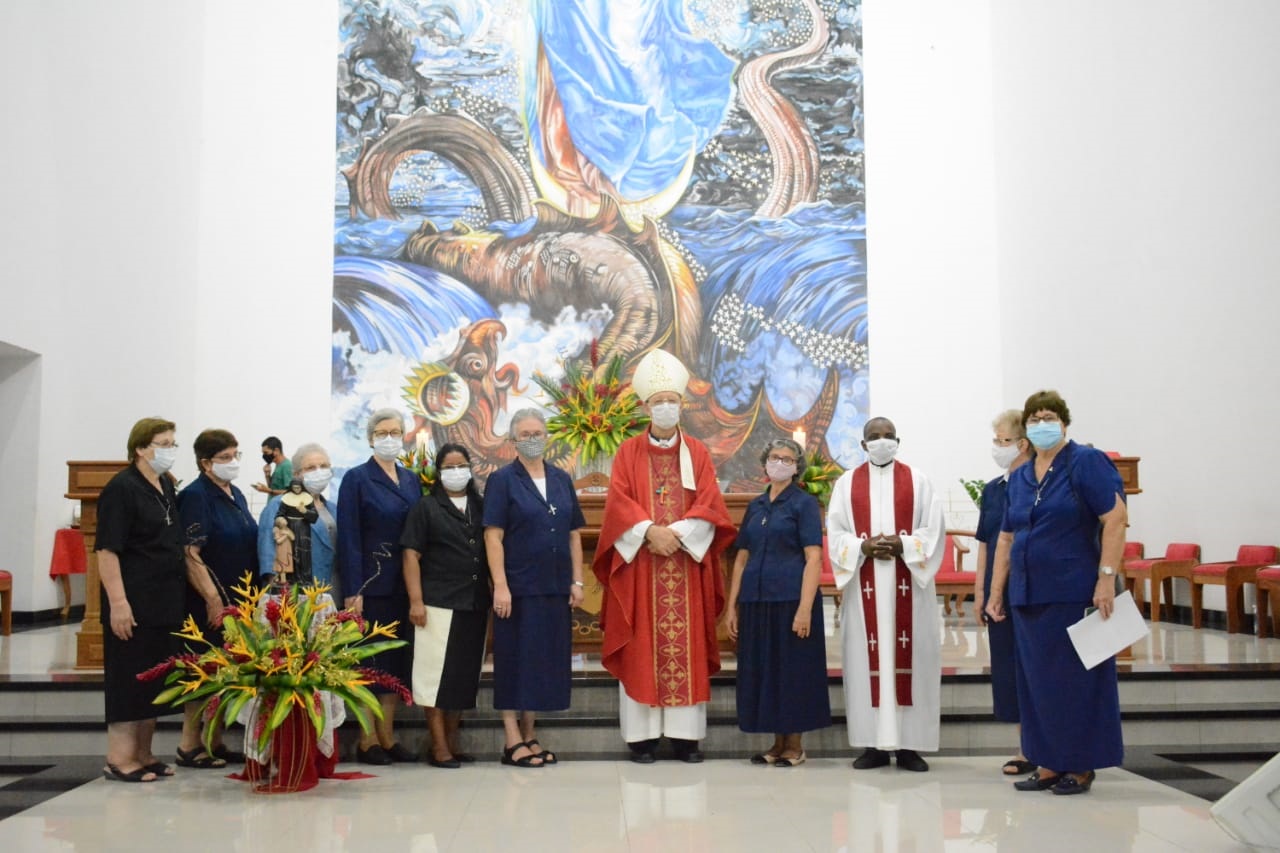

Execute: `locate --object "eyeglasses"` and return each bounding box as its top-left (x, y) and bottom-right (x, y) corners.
top-left (766, 455), bottom-right (797, 464)
top-left (212, 451), bottom-right (243, 463)
top-left (992, 437), bottom-right (1019, 446)
top-left (150, 441), bottom-right (179, 450)
top-left (514, 432), bottom-right (546, 440)
top-left (372, 430), bottom-right (404, 440)
top-left (1026, 415), bottom-right (1061, 426)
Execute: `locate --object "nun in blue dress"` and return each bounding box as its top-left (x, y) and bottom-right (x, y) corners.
top-left (986, 391), bottom-right (1128, 796)
top-left (975, 409), bottom-right (1034, 775)
top-left (482, 409), bottom-right (586, 767)
top-left (724, 439), bottom-right (830, 767)
top-left (336, 409), bottom-right (422, 765)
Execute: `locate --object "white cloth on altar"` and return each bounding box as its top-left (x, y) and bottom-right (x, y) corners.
top-left (238, 593), bottom-right (347, 763)
top-left (827, 462), bottom-right (945, 751)
top-left (618, 684), bottom-right (707, 742)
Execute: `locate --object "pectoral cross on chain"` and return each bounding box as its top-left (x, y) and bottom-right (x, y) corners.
top-left (655, 485), bottom-right (671, 508)
top-left (548, 503), bottom-right (558, 516)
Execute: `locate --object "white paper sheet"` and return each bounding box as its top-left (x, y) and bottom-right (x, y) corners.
top-left (1066, 590), bottom-right (1150, 670)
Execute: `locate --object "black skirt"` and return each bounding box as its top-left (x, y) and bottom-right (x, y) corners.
top-left (103, 625), bottom-right (182, 723)
top-left (411, 607), bottom-right (488, 710)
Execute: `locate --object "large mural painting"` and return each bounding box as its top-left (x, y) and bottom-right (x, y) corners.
top-left (333, 0), bottom-right (866, 487)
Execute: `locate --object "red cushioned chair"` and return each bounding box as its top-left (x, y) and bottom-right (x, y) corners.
top-left (1140, 543), bottom-right (1202, 623)
top-left (1118, 542), bottom-right (1146, 613)
top-left (1255, 567), bottom-right (1280, 639)
top-left (933, 531), bottom-right (974, 617)
top-left (0, 570), bottom-right (12, 636)
top-left (1189, 545), bottom-right (1280, 633)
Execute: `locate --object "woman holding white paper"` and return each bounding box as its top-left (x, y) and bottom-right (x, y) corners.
top-left (985, 390), bottom-right (1127, 796)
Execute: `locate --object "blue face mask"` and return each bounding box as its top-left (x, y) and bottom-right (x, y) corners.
top-left (1026, 421), bottom-right (1064, 450)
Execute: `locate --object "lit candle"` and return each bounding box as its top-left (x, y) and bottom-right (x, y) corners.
top-left (416, 429), bottom-right (430, 455)
top-left (792, 428), bottom-right (806, 449)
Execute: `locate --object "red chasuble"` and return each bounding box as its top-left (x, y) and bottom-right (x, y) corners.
top-left (851, 461), bottom-right (916, 708)
top-left (592, 431), bottom-right (736, 706)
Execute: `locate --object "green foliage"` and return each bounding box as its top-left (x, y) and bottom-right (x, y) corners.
top-left (959, 478), bottom-right (986, 508)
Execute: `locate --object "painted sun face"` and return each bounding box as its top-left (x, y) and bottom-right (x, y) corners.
top-left (403, 361), bottom-right (471, 426)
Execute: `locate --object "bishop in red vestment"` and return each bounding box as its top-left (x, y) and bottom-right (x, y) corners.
top-left (592, 350), bottom-right (736, 763)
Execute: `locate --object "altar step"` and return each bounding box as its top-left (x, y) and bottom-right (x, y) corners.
top-left (3, 669), bottom-right (1278, 760)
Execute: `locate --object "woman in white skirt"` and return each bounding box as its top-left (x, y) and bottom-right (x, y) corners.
top-left (401, 443), bottom-right (491, 768)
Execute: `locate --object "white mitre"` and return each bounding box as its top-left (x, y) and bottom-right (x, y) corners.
top-left (632, 349), bottom-right (690, 402)
top-left (632, 349), bottom-right (695, 490)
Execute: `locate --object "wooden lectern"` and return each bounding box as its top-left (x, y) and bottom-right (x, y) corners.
top-left (66, 460), bottom-right (129, 670)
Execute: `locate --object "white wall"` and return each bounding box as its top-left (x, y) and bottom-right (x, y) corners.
top-left (989, 1), bottom-right (1280, 605)
top-left (0, 0), bottom-right (335, 612)
top-left (1, 0), bottom-right (1275, 616)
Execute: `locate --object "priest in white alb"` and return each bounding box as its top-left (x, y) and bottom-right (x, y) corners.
top-left (826, 416), bottom-right (945, 772)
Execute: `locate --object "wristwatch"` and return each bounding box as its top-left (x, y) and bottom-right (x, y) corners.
top-left (1098, 565), bottom-right (1116, 577)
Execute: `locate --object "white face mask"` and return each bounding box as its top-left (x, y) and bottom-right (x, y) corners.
top-left (991, 443), bottom-right (1021, 471)
top-left (148, 446), bottom-right (178, 476)
top-left (649, 401), bottom-right (681, 431)
top-left (372, 435), bottom-right (402, 462)
top-left (864, 437), bottom-right (898, 466)
top-left (302, 468), bottom-right (333, 494)
top-left (439, 467), bottom-right (472, 493)
top-left (212, 460), bottom-right (240, 482)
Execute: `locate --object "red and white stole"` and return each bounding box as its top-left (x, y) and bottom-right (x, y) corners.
top-left (851, 461), bottom-right (915, 708)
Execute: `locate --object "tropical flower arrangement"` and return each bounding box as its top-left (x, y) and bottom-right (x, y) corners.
top-left (139, 574), bottom-right (409, 753)
top-left (798, 449), bottom-right (845, 508)
top-left (399, 444), bottom-right (436, 495)
top-left (532, 340), bottom-right (649, 464)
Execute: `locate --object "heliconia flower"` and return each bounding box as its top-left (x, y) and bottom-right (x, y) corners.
top-left (358, 667), bottom-right (412, 704)
top-left (204, 694), bottom-right (222, 721)
top-left (264, 598), bottom-right (281, 627)
top-left (136, 657), bottom-right (180, 682)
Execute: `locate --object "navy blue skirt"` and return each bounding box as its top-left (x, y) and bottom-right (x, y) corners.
top-left (735, 599), bottom-right (831, 734)
top-left (1013, 602), bottom-right (1123, 771)
top-left (361, 593), bottom-right (413, 695)
top-left (987, 606), bottom-right (1020, 723)
top-left (492, 594), bottom-right (571, 712)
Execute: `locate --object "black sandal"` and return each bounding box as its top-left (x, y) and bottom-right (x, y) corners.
top-left (1002, 759), bottom-right (1037, 776)
top-left (103, 763), bottom-right (157, 783)
top-left (526, 739), bottom-right (557, 765)
top-left (142, 761), bottom-right (174, 777)
top-left (501, 741), bottom-right (543, 768)
top-left (175, 746), bottom-right (227, 769)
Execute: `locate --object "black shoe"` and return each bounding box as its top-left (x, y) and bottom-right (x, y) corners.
top-left (1013, 771), bottom-right (1060, 791)
top-left (356, 744), bottom-right (393, 766)
top-left (1051, 770), bottom-right (1095, 795)
top-left (385, 743), bottom-right (418, 763)
top-left (895, 749), bottom-right (929, 772)
top-left (852, 747), bottom-right (890, 770)
top-left (427, 754), bottom-right (462, 769)
top-left (670, 738), bottom-right (704, 763)
top-left (628, 739), bottom-right (658, 764)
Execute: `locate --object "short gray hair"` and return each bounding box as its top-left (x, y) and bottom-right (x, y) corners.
top-left (507, 408), bottom-right (547, 439)
top-left (366, 408), bottom-right (406, 442)
top-left (759, 438), bottom-right (804, 477)
top-left (291, 442), bottom-right (330, 473)
top-left (991, 409), bottom-right (1026, 439)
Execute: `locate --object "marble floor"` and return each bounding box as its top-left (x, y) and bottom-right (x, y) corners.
top-left (1, 612), bottom-right (1276, 850)
top-left (0, 754), bottom-right (1258, 852)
